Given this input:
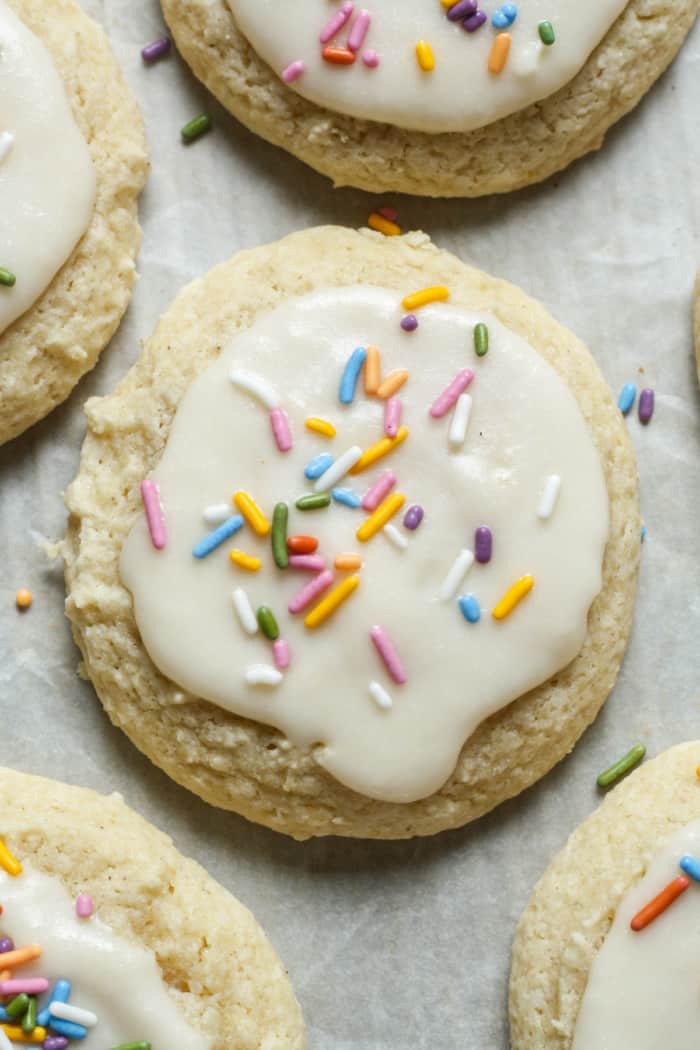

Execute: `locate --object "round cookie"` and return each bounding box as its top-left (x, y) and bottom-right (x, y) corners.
top-left (63, 226), bottom-right (640, 840)
top-left (0, 765), bottom-right (306, 1048)
top-left (0, 0), bottom-right (147, 446)
top-left (509, 741), bottom-right (700, 1048)
top-left (159, 0), bottom-right (698, 197)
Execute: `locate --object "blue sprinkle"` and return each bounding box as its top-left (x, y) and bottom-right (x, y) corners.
top-left (38, 979), bottom-right (71, 1027)
top-left (304, 453), bottom-right (334, 480)
top-left (617, 382), bottom-right (637, 415)
top-left (458, 593), bottom-right (481, 623)
top-left (641, 525), bottom-right (646, 542)
top-left (680, 854), bottom-right (700, 882)
top-left (339, 347), bottom-right (367, 405)
top-left (332, 487), bottom-right (361, 509)
top-left (492, 3), bottom-right (517, 27)
top-left (192, 514), bottom-right (243, 558)
top-left (0, 1007), bottom-right (6, 1022)
top-left (48, 1017), bottom-right (88, 1040)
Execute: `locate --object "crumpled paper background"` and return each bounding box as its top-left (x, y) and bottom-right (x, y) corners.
top-left (1, 3), bottom-right (699, 1046)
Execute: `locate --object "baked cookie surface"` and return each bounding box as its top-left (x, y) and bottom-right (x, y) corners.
top-left (509, 741), bottom-right (700, 1048)
top-left (159, 0), bottom-right (698, 197)
top-left (0, 765), bottom-right (306, 1048)
top-left (0, 0), bottom-right (147, 445)
top-left (63, 226), bottom-right (640, 839)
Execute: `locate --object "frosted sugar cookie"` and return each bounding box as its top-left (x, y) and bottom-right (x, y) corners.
top-left (63, 226), bottom-right (640, 839)
top-left (509, 742), bottom-right (700, 1049)
top-left (0, 766), bottom-right (305, 1048)
top-left (0, 0), bottom-right (147, 445)
top-left (159, 0), bottom-right (698, 196)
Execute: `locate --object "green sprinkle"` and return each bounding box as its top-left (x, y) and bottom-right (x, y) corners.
top-left (181, 113), bottom-right (211, 144)
top-left (6, 993), bottom-right (29, 1019)
top-left (109, 1044), bottom-right (151, 1050)
top-left (21, 996), bottom-right (36, 1034)
top-left (474, 322), bottom-right (489, 357)
top-left (296, 492), bottom-right (331, 511)
top-left (538, 20), bottom-right (555, 45)
top-left (597, 743), bottom-right (646, 789)
top-left (256, 605), bottom-right (279, 641)
top-left (271, 502), bottom-right (289, 569)
top-left (0, 267), bottom-right (16, 287)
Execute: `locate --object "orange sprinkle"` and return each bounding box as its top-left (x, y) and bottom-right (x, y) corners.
top-left (630, 875), bottom-right (689, 931)
top-left (364, 346), bottom-right (381, 395)
top-left (368, 213), bottom-right (401, 237)
top-left (488, 32), bottom-right (511, 74)
top-left (0, 944), bottom-right (41, 969)
top-left (376, 370), bottom-right (409, 399)
top-left (322, 45), bottom-right (355, 64)
top-left (0, 971), bottom-right (11, 982)
top-left (287, 535), bottom-right (318, 555)
top-left (334, 553), bottom-right (362, 571)
top-left (15, 589), bottom-right (32, 610)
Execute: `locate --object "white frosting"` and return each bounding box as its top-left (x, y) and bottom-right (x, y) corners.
top-left (120, 286), bottom-right (608, 803)
top-left (0, 865), bottom-right (208, 1048)
top-left (0, 0), bottom-right (95, 336)
top-left (227, 0), bottom-right (627, 132)
top-left (573, 818), bottom-right (700, 1050)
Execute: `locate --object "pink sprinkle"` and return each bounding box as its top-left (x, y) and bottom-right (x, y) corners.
top-left (288, 554), bottom-right (326, 572)
top-left (347, 9), bottom-right (371, 51)
top-left (362, 470), bottom-right (397, 512)
top-left (362, 49), bottom-right (380, 67)
top-left (377, 204), bottom-right (398, 222)
top-left (0, 978), bottom-right (49, 995)
top-left (270, 407), bottom-right (293, 452)
top-left (282, 60), bottom-right (305, 83)
top-left (140, 479), bottom-right (166, 550)
top-left (320, 1), bottom-right (354, 43)
top-left (370, 625), bottom-right (407, 684)
top-left (430, 369), bottom-right (474, 419)
top-left (75, 894), bottom-right (93, 918)
top-left (384, 397), bottom-right (402, 438)
top-left (273, 638), bottom-right (291, 670)
top-left (288, 570), bottom-right (334, 614)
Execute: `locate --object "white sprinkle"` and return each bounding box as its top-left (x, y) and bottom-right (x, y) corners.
top-left (369, 681), bottom-right (393, 710)
top-left (0, 131), bottom-right (14, 165)
top-left (537, 474), bottom-right (561, 520)
top-left (245, 664), bottom-right (283, 686)
top-left (232, 588), bottom-right (258, 635)
top-left (448, 393), bottom-right (472, 448)
top-left (383, 523), bottom-right (407, 550)
top-left (314, 445), bottom-right (363, 492)
top-left (439, 549), bottom-right (474, 601)
top-left (203, 502), bottom-right (231, 525)
top-left (230, 370), bottom-right (278, 409)
top-left (50, 1002), bottom-right (98, 1028)
top-left (0, 1026), bottom-right (13, 1050)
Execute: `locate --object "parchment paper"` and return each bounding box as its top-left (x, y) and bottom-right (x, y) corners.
top-left (1, 4), bottom-right (699, 1046)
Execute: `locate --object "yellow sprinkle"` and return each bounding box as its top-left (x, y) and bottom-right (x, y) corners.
top-left (696, 764), bottom-right (700, 779)
top-left (229, 549), bottom-right (262, 572)
top-left (364, 346), bottom-right (381, 395)
top-left (376, 370), bottom-right (409, 400)
top-left (488, 32), bottom-right (511, 74)
top-left (357, 493), bottom-right (406, 543)
top-left (334, 553), bottom-right (362, 571)
top-left (305, 416), bottom-right (336, 438)
top-left (492, 575), bottom-right (534, 620)
top-left (401, 285), bottom-right (449, 311)
top-left (0, 837), bottom-right (22, 877)
top-left (1, 1026), bottom-right (46, 1044)
top-left (304, 575), bottom-right (360, 629)
top-left (416, 40), bottom-right (435, 72)
top-left (233, 491), bottom-right (270, 536)
top-left (368, 212), bottom-right (401, 237)
top-left (349, 426), bottom-right (409, 475)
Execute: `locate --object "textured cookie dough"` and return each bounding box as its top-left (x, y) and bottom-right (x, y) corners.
top-left (160, 0), bottom-right (698, 197)
top-left (509, 742), bottom-right (700, 1049)
top-left (0, 0), bottom-right (148, 446)
top-left (63, 226), bottom-right (640, 840)
top-left (0, 766), bottom-right (306, 1049)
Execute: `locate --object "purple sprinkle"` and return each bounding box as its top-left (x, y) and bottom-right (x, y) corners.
top-left (0, 939), bottom-right (14, 954)
top-left (141, 36), bottom-right (171, 63)
top-left (474, 526), bottom-right (492, 564)
top-left (44, 1038), bottom-right (69, 1050)
top-left (463, 10), bottom-right (487, 31)
top-left (403, 505), bottom-right (424, 531)
top-left (400, 314), bottom-right (418, 332)
top-left (447, 0), bottom-right (478, 19)
top-left (638, 387), bottom-right (654, 424)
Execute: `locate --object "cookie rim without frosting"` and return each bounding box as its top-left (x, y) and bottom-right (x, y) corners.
top-left (0, 765), bottom-right (306, 1048)
top-left (63, 225), bottom-right (640, 840)
top-left (0, 0), bottom-right (148, 446)
top-left (159, 0), bottom-right (698, 197)
top-left (509, 741), bottom-right (700, 1048)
